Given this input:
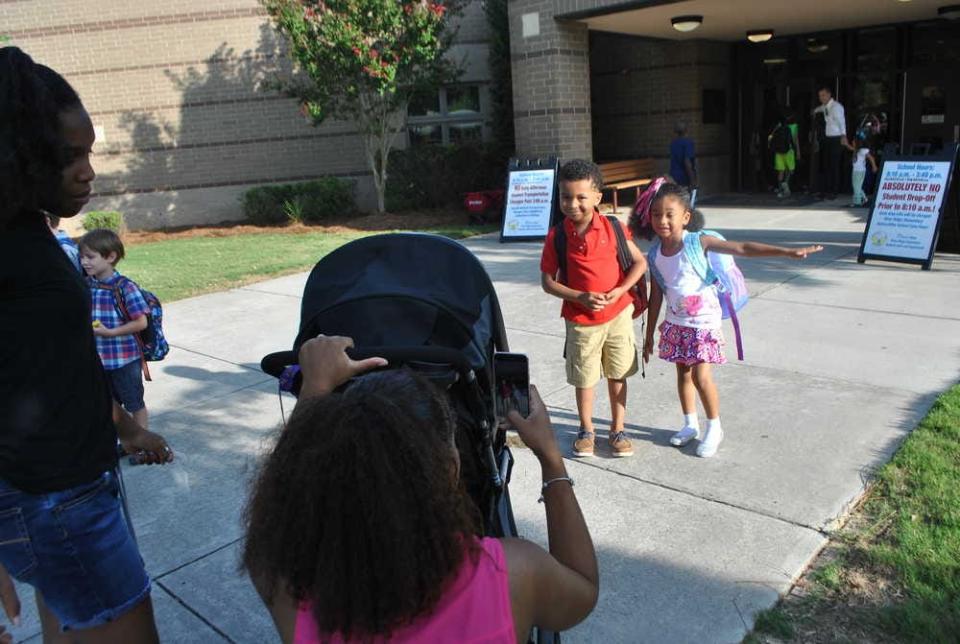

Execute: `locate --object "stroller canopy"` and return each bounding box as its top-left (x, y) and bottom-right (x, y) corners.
top-left (295, 233), bottom-right (508, 371)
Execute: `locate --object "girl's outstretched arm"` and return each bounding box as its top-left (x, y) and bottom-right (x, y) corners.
top-left (700, 235), bottom-right (824, 259)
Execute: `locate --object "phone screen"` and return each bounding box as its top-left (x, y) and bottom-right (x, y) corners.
top-left (494, 353), bottom-right (529, 417)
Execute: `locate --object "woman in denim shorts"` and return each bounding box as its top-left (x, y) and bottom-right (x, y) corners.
top-left (0, 47), bottom-right (174, 642)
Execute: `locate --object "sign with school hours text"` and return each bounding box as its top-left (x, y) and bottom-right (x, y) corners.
top-left (861, 161), bottom-right (950, 262)
top-left (501, 169), bottom-right (557, 240)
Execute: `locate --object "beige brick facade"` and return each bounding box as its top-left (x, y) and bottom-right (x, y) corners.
top-left (4, 0), bottom-right (492, 229)
top-left (507, 1), bottom-right (593, 160)
top-left (7, 0), bottom-right (741, 229)
top-left (508, 0), bottom-right (733, 195)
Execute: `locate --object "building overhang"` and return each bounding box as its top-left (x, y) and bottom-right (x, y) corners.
top-left (557, 0), bottom-right (952, 41)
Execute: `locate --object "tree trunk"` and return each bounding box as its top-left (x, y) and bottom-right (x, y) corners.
top-left (358, 92), bottom-right (406, 214)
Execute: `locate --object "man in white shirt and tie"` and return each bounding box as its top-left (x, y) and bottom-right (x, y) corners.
top-left (813, 86), bottom-right (846, 200)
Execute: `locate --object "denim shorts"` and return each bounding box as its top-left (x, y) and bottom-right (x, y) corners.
top-left (107, 359), bottom-right (145, 413)
top-left (0, 471), bottom-right (151, 631)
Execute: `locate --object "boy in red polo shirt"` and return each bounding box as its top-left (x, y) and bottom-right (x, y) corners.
top-left (540, 159), bottom-right (648, 457)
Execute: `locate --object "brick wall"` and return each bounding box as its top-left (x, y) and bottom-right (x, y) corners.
top-left (4, 0), bottom-right (492, 229)
top-left (590, 34), bottom-right (733, 194)
top-left (508, 0), bottom-right (592, 160)
top-left (507, 3), bottom-right (733, 194)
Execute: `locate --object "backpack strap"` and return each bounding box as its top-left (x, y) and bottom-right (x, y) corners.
top-left (647, 239), bottom-right (665, 291)
top-left (607, 216), bottom-right (646, 378)
top-left (606, 216), bottom-right (631, 275)
top-left (552, 223), bottom-right (568, 360)
top-left (108, 277), bottom-right (152, 381)
top-left (553, 222), bottom-right (568, 284)
top-left (110, 277), bottom-right (131, 323)
top-left (683, 232), bottom-right (715, 285)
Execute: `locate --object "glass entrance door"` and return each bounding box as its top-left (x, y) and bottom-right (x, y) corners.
top-left (902, 66), bottom-right (960, 153)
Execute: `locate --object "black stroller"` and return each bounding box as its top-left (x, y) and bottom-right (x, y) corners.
top-left (261, 233), bottom-right (560, 643)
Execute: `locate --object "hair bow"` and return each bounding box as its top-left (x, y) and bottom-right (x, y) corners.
top-left (634, 177), bottom-right (667, 228)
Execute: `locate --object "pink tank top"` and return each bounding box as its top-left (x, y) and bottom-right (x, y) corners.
top-left (294, 537), bottom-right (515, 644)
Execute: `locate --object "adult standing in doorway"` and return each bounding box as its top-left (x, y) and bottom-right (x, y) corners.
top-left (669, 121), bottom-right (698, 195)
top-left (813, 86), bottom-right (846, 200)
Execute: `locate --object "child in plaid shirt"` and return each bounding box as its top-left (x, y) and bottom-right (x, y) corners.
top-left (79, 229), bottom-right (151, 430)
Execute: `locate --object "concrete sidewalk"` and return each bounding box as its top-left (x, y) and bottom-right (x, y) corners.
top-left (10, 206), bottom-right (960, 642)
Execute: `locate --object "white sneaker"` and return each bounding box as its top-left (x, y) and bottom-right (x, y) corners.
top-left (669, 426), bottom-right (700, 447)
top-left (696, 426), bottom-right (724, 458)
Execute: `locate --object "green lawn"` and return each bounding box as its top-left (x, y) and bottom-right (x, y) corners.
top-left (747, 384), bottom-right (960, 643)
top-left (122, 225), bottom-right (496, 302)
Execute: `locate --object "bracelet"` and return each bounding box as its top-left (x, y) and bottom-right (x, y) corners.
top-left (538, 476), bottom-right (574, 503)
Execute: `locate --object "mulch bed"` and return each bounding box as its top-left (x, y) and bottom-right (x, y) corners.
top-left (123, 209), bottom-right (473, 245)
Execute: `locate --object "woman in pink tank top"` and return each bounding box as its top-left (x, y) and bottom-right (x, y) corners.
top-left (243, 336), bottom-right (599, 643)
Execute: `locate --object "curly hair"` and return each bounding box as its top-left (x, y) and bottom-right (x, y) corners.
top-left (559, 158), bottom-right (604, 191)
top-left (243, 369), bottom-right (480, 640)
top-left (0, 47), bottom-right (82, 229)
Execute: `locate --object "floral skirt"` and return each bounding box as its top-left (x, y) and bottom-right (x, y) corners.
top-left (658, 321), bottom-right (727, 365)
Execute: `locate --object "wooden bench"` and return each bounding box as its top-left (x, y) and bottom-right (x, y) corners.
top-left (598, 159), bottom-right (656, 211)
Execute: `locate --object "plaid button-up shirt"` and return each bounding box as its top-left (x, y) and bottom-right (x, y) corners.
top-left (88, 273), bottom-right (149, 370)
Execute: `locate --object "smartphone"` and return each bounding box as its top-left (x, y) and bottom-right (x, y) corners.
top-left (493, 352), bottom-right (530, 417)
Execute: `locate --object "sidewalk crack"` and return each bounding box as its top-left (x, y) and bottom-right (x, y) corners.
top-left (156, 579), bottom-right (237, 643)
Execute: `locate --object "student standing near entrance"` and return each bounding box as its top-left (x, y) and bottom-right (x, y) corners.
top-left (843, 132), bottom-right (878, 207)
top-left (669, 122), bottom-right (698, 192)
top-left (813, 86), bottom-right (846, 200)
top-left (769, 110), bottom-right (801, 198)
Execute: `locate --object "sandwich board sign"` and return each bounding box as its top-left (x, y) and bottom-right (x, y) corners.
top-left (858, 143), bottom-right (958, 270)
top-left (500, 157), bottom-right (560, 242)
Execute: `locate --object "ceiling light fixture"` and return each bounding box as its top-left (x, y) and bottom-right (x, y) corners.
top-left (806, 38), bottom-right (829, 53)
top-left (763, 57), bottom-right (788, 65)
top-left (747, 29), bottom-right (774, 43)
top-left (939, 5), bottom-right (960, 19)
top-left (671, 15), bottom-right (703, 32)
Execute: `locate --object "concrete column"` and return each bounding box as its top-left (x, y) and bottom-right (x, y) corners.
top-left (508, 1), bottom-right (592, 160)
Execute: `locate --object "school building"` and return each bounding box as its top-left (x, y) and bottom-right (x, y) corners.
top-left (2, 0), bottom-right (495, 228)
top-left (4, 1), bottom-right (960, 229)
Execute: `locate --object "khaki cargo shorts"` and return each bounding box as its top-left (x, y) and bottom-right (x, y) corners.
top-left (565, 303), bottom-right (638, 389)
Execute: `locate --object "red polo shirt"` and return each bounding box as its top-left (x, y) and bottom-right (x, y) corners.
top-left (540, 212), bottom-right (632, 325)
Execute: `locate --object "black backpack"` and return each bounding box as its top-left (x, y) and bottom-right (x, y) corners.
top-left (553, 215), bottom-right (648, 318)
top-left (772, 123), bottom-right (793, 154)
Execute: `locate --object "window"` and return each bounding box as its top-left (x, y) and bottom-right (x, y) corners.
top-left (408, 124), bottom-right (442, 146)
top-left (446, 86), bottom-right (481, 117)
top-left (408, 91), bottom-right (441, 118)
top-left (407, 85), bottom-right (487, 146)
top-left (910, 23), bottom-right (960, 66)
top-left (857, 27), bottom-right (896, 75)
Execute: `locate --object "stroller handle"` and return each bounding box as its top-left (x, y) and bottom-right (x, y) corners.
top-left (261, 345), bottom-right (475, 379)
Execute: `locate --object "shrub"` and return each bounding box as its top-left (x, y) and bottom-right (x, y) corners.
top-left (385, 142), bottom-right (510, 212)
top-left (283, 197), bottom-right (306, 224)
top-left (242, 178), bottom-right (355, 225)
top-left (82, 211), bottom-right (124, 233)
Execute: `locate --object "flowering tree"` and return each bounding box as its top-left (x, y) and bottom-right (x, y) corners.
top-left (261, 0), bottom-right (460, 213)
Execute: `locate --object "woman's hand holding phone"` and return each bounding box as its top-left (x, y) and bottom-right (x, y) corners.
top-left (507, 386), bottom-right (562, 468)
